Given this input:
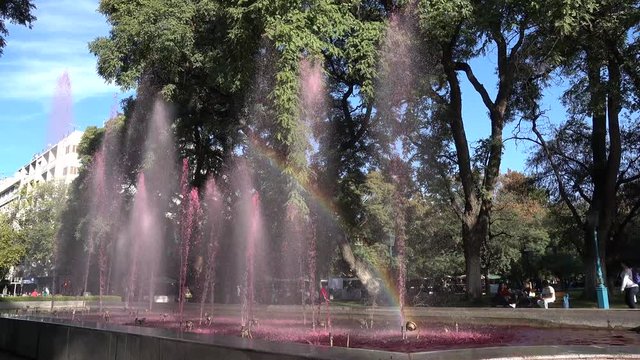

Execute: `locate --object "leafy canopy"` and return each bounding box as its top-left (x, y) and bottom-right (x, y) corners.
top-left (0, 0), bottom-right (36, 56)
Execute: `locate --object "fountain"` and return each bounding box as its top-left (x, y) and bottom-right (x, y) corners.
top-left (125, 172), bottom-right (149, 308)
top-left (198, 178), bottom-right (222, 324)
top-left (3, 11), bottom-right (639, 360)
top-left (46, 71), bottom-right (74, 145)
top-left (178, 159), bottom-right (200, 323)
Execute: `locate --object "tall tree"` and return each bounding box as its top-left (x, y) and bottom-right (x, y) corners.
top-left (527, 0), bottom-right (640, 297)
top-left (417, 0), bottom-right (546, 299)
top-left (90, 0), bottom-right (257, 185)
top-left (90, 0), bottom-right (396, 296)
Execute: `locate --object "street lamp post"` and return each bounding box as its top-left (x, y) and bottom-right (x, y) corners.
top-left (593, 227), bottom-right (609, 309)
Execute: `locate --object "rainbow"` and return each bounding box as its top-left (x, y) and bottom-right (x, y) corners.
top-left (247, 135), bottom-right (406, 324)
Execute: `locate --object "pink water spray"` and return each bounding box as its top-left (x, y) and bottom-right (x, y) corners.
top-left (126, 173), bottom-right (147, 307)
top-left (47, 71), bottom-right (73, 145)
top-left (242, 192), bottom-right (261, 326)
top-left (200, 178), bottom-right (221, 323)
top-left (178, 159), bottom-right (199, 323)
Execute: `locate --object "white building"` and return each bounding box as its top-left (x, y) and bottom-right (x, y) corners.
top-left (0, 130), bottom-right (84, 210)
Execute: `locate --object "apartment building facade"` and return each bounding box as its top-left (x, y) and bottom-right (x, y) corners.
top-left (0, 130), bottom-right (84, 210)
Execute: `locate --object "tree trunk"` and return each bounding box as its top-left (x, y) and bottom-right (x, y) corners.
top-left (463, 209), bottom-right (487, 300)
top-left (579, 43), bottom-right (621, 299)
top-left (582, 220), bottom-right (597, 299)
top-left (440, 37), bottom-right (485, 300)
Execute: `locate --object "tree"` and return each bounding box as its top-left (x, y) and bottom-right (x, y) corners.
top-left (416, 0), bottom-right (548, 299)
top-left (0, 0), bottom-right (36, 56)
top-left (90, 0), bottom-right (398, 298)
top-left (486, 171), bottom-right (550, 283)
top-left (0, 214), bottom-right (24, 279)
top-left (526, 0), bottom-right (640, 297)
top-left (11, 181), bottom-right (68, 277)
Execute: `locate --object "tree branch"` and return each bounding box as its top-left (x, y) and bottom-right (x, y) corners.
top-left (508, 21), bottom-right (527, 62)
top-left (435, 164), bottom-right (464, 221)
top-left (573, 181), bottom-right (592, 204)
top-left (531, 117), bottom-right (584, 227)
top-left (454, 62), bottom-right (494, 110)
top-left (617, 173), bottom-right (640, 187)
top-left (489, 231), bottom-right (512, 240)
top-left (553, 151), bottom-right (590, 173)
top-left (606, 32), bottom-right (640, 94)
top-left (614, 200), bottom-right (640, 238)
top-left (505, 135), bottom-right (542, 146)
top-left (618, 154), bottom-right (640, 185)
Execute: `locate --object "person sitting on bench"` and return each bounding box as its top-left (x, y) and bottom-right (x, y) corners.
top-left (536, 280), bottom-right (555, 309)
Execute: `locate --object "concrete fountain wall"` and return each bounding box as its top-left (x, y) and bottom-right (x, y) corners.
top-left (0, 315), bottom-right (398, 360)
top-left (2, 316), bottom-right (640, 360)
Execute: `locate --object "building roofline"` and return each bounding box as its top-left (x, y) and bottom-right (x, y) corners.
top-left (32, 129), bottom-right (84, 161)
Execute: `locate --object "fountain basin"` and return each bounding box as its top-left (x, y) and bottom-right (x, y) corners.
top-left (1, 312), bottom-right (640, 360)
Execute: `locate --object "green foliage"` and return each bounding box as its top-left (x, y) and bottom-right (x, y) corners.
top-left (77, 126), bottom-right (106, 167)
top-left (80, 0), bottom-right (640, 300)
top-left (418, 0), bottom-right (473, 40)
top-left (486, 172), bottom-right (551, 278)
top-left (0, 0), bottom-right (36, 56)
top-left (547, 0), bottom-right (599, 36)
top-left (406, 196), bottom-right (464, 279)
top-left (0, 215), bottom-right (25, 278)
top-left (11, 181), bottom-right (68, 277)
top-left (540, 251), bottom-right (583, 281)
top-left (347, 171), bottom-right (464, 279)
top-left (91, 0), bottom-right (198, 91)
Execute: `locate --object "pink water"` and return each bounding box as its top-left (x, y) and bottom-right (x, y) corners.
top-left (178, 159), bottom-right (200, 321)
top-left (82, 149), bottom-right (107, 296)
top-left (47, 71), bottom-right (73, 145)
top-left (300, 58), bottom-right (325, 116)
top-left (200, 178), bottom-right (222, 320)
top-left (71, 311), bottom-right (640, 352)
top-left (242, 193), bottom-right (261, 325)
top-left (92, 150), bottom-right (108, 307)
top-left (307, 219), bottom-right (317, 327)
top-left (126, 173), bottom-right (148, 306)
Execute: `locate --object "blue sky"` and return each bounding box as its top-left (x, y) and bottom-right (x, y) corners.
top-left (0, 1), bottom-right (565, 178)
top-left (0, 0), bottom-right (127, 178)
top-left (459, 57), bottom-right (567, 175)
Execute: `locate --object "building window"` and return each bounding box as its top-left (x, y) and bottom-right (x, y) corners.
top-left (66, 145), bottom-right (70, 154)
top-left (63, 167), bottom-right (67, 176)
top-left (72, 145), bottom-right (77, 153)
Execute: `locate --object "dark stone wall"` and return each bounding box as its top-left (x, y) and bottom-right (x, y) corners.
top-left (0, 317), bottom-right (387, 360)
